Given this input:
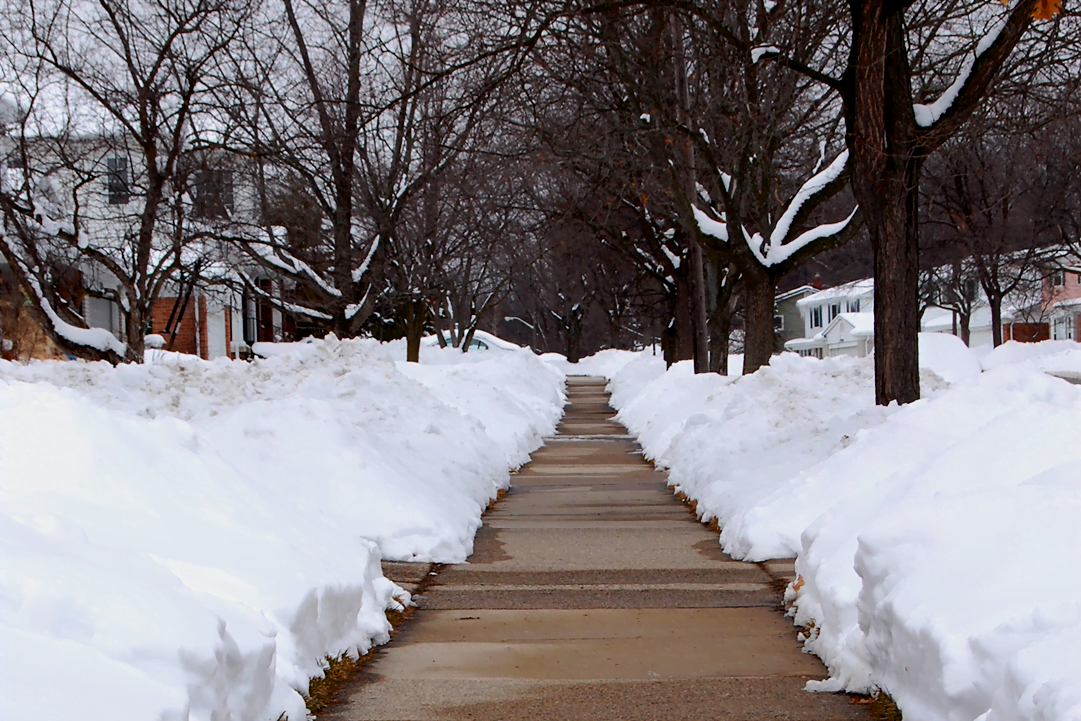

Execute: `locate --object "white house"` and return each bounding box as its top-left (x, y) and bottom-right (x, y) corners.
top-left (784, 276), bottom-right (1005, 358)
top-left (785, 279), bottom-right (874, 358)
top-left (1, 131), bottom-right (295, 359)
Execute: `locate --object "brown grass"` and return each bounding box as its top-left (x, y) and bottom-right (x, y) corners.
top-left (674, 491), bottom-right (720, 533)
top-left (866, 691), bottom-right (903, 721)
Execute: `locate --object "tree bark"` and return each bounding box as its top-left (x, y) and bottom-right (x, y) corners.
top-left (708, 307), bottom-right (731, 375)
top-left (990, 294), bottom-right (1004, 346)
top-left (673, 272), bottom-right (695, 364)
top-left (866, 173), bottom-right (922, 404)
top-left (844, 2), bottom-right (921, 405)
top-left (742, 270), bottom-right (777, 374)
top-left (566, 308), bottom-right (583, 363)
top-left (404, 298), bottom-right (425, 362)
top-left (689, 236), bottom-right (710, 373)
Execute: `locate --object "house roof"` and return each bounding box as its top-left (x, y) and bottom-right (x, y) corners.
top-left (784, 335), bottom-right (825, 350)
top-left (796, 278), bottom-right (874, 308)
top-left (775, 285), bottom-right (817, 303)
top-left (824, 312), bottom-right (875, 337)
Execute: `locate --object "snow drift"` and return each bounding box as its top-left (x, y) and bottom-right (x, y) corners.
top-left (0, 336), bottom-right (564, 721)
top-left (607, 339), bottom-right (1081, 721)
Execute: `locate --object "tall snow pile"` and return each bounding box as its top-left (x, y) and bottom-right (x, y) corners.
top-left (0, 336), bottom-right (563, 721)
top-left (609, 338), bottom-right (1081, 721)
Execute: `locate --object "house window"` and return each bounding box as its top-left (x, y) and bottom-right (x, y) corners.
top-left (1053, 315), bottom-right (1074, 340)
top-left (810, 306), bottom-right (823, 328)
top-left (774, 314), bottom-right (784, 332)
top-left (829, 303), bottom-right (841, 322)
top-left (106, 156), bottom-right (130, 205)
top-left (193, 168), bottom-right (234, 220)
top-left (847, 299), bottom-right (860, 313)
top-left (1052, 270), bottom-right (1065, 287)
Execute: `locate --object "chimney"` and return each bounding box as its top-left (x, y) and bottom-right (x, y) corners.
top-left (812, 273), bottom-right (824, 290)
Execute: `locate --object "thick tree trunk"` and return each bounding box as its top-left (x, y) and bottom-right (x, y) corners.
top-left (960, 312), bottom-right (971, 346)
top-left (866, 175), bottom-right (922, 404)
top-left (845, 3), bottom-right (921, 405)
top-left (742, 271), bottom-right (777, 375)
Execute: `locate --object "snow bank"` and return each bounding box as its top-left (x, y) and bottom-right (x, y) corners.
top-left (0, 336), bottom-right (563, 721)
top-left (609, 340), bottom-right (1081, 721)
top-left (540, 348), bottom-right (648, 378)
top-left (612, 353), bottom-right (934, 560)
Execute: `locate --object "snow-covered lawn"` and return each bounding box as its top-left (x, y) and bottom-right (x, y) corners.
top-left (602, 338), bottom-right (1081, 721)
top-left (0, 336), bottom-right (563, 721)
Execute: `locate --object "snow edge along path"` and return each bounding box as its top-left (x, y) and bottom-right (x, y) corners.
top-left (599, 340), bottom-right (1081, 721)
top-left (0, 336), bottom-right (565, 721)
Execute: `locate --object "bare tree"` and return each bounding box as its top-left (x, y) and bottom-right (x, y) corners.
top-left (924, 127), bottom-right (1072, 345)
top-left (0, 0), bottom-right (251, 361)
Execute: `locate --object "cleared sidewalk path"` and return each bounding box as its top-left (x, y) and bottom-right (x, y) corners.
top-left (324, 376), bottom-right (872, 720)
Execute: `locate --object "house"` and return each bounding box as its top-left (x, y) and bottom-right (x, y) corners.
top-left (784, 279), bottom-right (874, 358)
top-left (1037, 264), bottom-right (1081, 342)
top-left (1, 130), bottom-right (298, 360)
top-left (773, 285), bottom-right (817, 352)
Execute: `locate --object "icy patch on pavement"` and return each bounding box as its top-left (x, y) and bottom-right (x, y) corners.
top-left (0, 336), bottom-right (563, 721)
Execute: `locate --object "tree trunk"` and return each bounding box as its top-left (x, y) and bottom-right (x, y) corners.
top-left (742, 271), bottom-right (777, 375)
top-left (990, 294), bottom-right (1004, 346)
top-left (866, 175), bottom-right (922, 404)
top-left (845, 4), bottom-right (921, 405)
top-left (673, 273), bottom-right (695, 363)
top-left (662, 316), bottom-right (677, 367)
top-left (960, 311), bottom-right (971, 346)
top-left (689, 237), bottom-right (710, 373)
top-left (708, 307), bottom-right (731, 375)
top-left (404, 297), bottom-right (426, 362)
top-left (126, 306), bottom-right (146, 362)
top-left (566, 310), bottom-right (583, 363)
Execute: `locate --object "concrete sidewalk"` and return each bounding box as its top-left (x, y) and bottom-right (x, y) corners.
top-left (322, 376), bottom-right (872, 720)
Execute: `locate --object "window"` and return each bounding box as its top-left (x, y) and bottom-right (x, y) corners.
top-left (847, 299), bottom-right (860, 313)
top-left (1053, 315), bottom-right (1074, 340)
top-left (106, 156), bottom-right (129, 205)
top-left (193, 168), bottom-right (234, 220)
top-left (829, 303), bottom-right (841, 322)
top-left (774, 314), bottom-right (785, 332)
top-left (810, 305), bottom-right (823, 328)
top-left (1052, 270), bottom-right (1065, 287)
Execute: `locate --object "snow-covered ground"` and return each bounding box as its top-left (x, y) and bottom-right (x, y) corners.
top-left (600, 338), bottom-right (1081, 721)
top-left (0, 336), bottom-right (564, 721)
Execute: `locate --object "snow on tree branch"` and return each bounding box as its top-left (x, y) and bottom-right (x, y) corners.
top-left (769, 149), bottom-right (849, 250)
top-left (913, 16), bottom-right (1009, 128)
top-left (351, 234), bottom-right (380, 284)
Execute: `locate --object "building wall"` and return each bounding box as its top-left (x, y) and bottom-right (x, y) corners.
top-left (1004, 322), bottom-right (1050, 343)
top-left (1044, 269), bottom-right (1081, 308)
top-left (775, 296), bottom-right (810, 351)
top-left (150, 297), bottom-right (200, 357)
